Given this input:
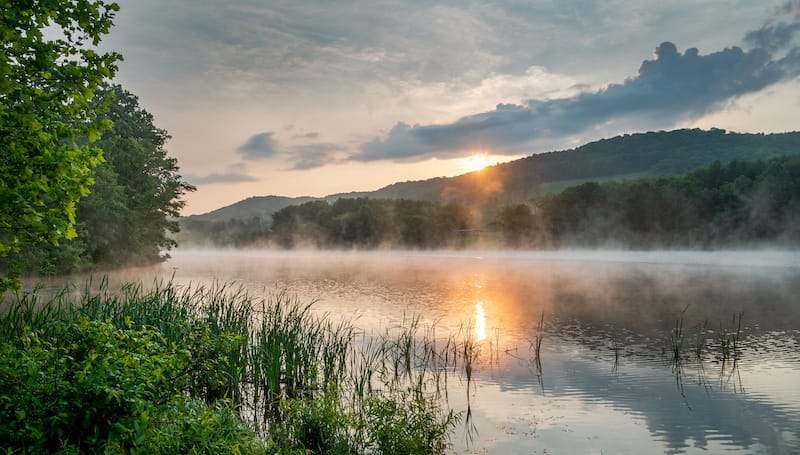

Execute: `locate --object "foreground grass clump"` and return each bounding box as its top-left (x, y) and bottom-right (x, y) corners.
top-left (0, 318), bottom-right (261, 453)
top-left (0, 281), bottom-right (458, 454)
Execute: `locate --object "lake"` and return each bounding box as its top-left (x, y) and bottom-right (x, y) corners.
top-left (43, 250), bottom-right (800, 454)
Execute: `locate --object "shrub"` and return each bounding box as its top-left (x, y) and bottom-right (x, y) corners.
top-left (0, 319), bottom-right (261, 454)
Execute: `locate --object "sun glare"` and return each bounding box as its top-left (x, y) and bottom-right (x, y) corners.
top-left (461, 154), bottom-right (496, 172)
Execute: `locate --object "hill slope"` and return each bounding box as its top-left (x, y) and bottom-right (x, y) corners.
top-left (186, 128), bottom-right (800, 226)
top-left (332, 128), bottom-right (800, 206)
top-left (184, 195), bottom-right (318, 222)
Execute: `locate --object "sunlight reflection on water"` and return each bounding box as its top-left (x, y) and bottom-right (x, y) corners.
top-left (475, 300), bottom-right (486, 342)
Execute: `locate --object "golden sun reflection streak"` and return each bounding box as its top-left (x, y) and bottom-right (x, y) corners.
top-left (475, 300), bottom-right (486, 341)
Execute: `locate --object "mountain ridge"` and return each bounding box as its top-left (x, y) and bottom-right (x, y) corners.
top-left (184, 128), bottom-right (800, 224)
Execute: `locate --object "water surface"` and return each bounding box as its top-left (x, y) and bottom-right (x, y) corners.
top-left (45, 250), bottom-right (800, 454)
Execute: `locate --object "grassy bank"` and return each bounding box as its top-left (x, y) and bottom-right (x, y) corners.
top-left (0, 280), bottom-right (460, 454)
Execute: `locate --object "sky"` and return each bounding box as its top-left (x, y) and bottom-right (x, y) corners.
top-left (100, 0), bottom-right (800, 215)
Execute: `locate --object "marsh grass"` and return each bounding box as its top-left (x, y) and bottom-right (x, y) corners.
top-left (611, 337), bottom-right (621, 372)
top-left (718, 312), bottom-right (743, 362)
top-left (0, 279), bottom-right (468, 454)
top-left (693, 319), bottom-right (710, 359)
top-left (529, 312), bottom-right (545, 362)
top-left (661, 308), bottom-right (749, 397)
top-left (670, 315), bottom-right (686, 363)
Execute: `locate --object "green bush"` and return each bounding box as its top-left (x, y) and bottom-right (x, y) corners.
top-left (362, 391), bottom-right (458, 455)
top-left (0, 319), bottom-right (261, 454)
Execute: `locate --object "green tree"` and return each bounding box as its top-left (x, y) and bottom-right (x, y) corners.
top-left (0, 1), bottom-right (121, 290)
top-left (497, 204), bottom-right (536, 247)
top-left (5, 85), bottom-right (195, 274)
top-left (80, 85), bottom-right (195, 265)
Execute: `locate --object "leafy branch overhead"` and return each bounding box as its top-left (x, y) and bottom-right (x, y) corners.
top-left (0, 1), bottom-right (121, 290)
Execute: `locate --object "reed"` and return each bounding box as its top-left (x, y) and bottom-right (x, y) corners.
top-left (1, 279), bottom-right (462, 454)
top-left (693, 319), bottom-right (709, 359)
top-left (611, 337), bottom-right (620, 367)
top-left (670, 315), bottom-right (685, 363)
top-left (532, 312), bottom-right (545, 361)
top-left (718, 312), bottom-right (743, 362)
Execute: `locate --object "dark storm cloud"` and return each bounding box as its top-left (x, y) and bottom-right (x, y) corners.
top-left (355, 10), bottom-right (800, 162)
top-left (185, 172), bottom-right (259, 184)
top-left (238, 132), bottom-right (279, 160)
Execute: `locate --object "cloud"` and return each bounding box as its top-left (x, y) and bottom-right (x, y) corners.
top-left (295, 131), bottom-right (320, 140)
top-left (355, 7), bottom-right (800, 163)
top-left (746, 0), bottom-right (800, 51)
top-left (286, 143), bottom-right (344, 170)
top-left (185, 172), bottom-right (259, 184)
top-left (234, 130), bottom-right (344, 170)
top-left (238, 132), bottom-right (279, 159)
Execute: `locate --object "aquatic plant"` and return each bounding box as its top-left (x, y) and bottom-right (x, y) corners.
top-left (667, 304), bottom-right (702, 364)
top-left (611, 337), bottom-right (621, 371)
top-left (670, 315), bottom-right (685, 363)
top-left (718, 312), bottom-right (743, 362)
top-left (531, 312), bottom-right (545, 361)
top-left (0, 280), bottom-right (463, 454)
top-left (693, 319), bottom-right (710, 359)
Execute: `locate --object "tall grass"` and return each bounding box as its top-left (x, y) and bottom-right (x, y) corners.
top-left (0, 279), bottom-right (465, 454)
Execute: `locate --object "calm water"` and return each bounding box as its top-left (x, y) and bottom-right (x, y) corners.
top-left (47, 250), bottom-right (800, 454)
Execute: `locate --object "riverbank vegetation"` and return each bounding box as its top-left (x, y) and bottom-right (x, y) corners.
top-left (0, 281), bottom-right (460, 453)
top-left (1, 1), bottom-right (194, 291)
top-left (2, 85), bottom-right (195, 279)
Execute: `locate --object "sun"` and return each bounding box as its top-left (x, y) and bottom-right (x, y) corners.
top-left (461, 154), bottom-right (496, 172)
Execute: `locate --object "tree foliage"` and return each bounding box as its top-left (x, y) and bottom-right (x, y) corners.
top-left (0, 0), bottom-right (121, 290)
top-left (9, 85), bottom-right (196, 274)
top-left (79, 85), bottom-right (195, 266)
top-left (181, 216), bottom-right (270, 248)
top-left (270, 198), bottom-right (472, 249)
top-left (497, 156), bottom-right (800, 248)
top-left (496, 204), bottom-right (537, 247)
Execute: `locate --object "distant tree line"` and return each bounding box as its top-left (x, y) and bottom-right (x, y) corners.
top-left (182, 155), bottom-right (800, 251)
top-left (270, 198), bottom-right (472, 249)
top-left (178, 198), bottom-right (473, 249)
top-left (498, 155), bottom-right (800, 248)
top-left (179, 216), bottom-right (270, 248)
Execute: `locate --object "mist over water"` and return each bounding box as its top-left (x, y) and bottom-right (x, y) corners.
top-left (34, 249), bottom-right (800, 453)
top-left (155, 249), bottom-right (800, 334)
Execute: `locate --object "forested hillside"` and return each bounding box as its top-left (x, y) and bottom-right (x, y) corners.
top-left (497, 155), bottom-right (800, 248)
top-left (178, 128), bottom-right (800, 247)
top-left (354, 128), bottom-right (800, 207)
top-left (176, 196), bottom-right (315, 247)
top-left (181, 155), bottom-right (800, 249)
